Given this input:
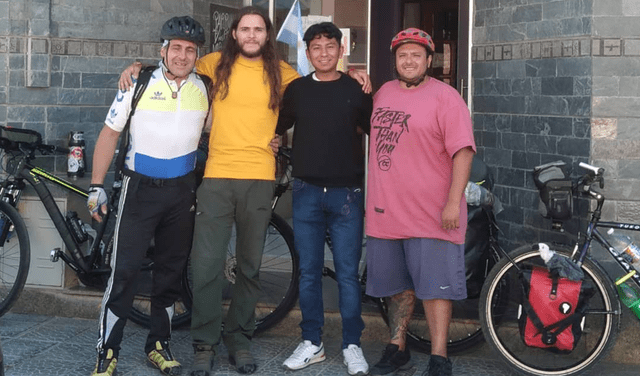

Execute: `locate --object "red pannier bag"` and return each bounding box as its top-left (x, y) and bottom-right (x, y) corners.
top-left (518, 266), bottom-right (594, 353)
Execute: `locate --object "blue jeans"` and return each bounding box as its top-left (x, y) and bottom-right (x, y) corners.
top-left (292, 179), bottom-right (365, 349)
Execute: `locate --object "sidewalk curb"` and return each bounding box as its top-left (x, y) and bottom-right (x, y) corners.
top-left (8, 286), bottom-right (640, 365)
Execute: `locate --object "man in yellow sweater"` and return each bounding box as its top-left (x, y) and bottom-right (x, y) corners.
top-left (189, 7), bottom-right (298, 376)
top-left (120, 8), bottom-right (369, 376)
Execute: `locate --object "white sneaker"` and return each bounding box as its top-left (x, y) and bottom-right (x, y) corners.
top-left (283, 340), bottom-right (326, 370)
top-left (343, 344), bottom-right (369, 376)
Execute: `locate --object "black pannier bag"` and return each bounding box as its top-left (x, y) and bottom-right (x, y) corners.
top-left (517, 266), bottom-right (595, 353)
top-left (464, 155), bottom-right (495, 298)
top-left (533, 161), bottom-right (573, 220)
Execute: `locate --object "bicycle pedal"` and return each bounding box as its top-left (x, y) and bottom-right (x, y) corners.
top-left (50, 248), bottom-right (61, 262)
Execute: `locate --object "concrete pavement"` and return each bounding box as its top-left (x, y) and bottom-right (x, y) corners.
top-left (1, 309), bottom-right (638, 376)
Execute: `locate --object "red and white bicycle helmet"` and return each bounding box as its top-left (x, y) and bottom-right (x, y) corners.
top-left (390, 28), bottom-right (435, 54)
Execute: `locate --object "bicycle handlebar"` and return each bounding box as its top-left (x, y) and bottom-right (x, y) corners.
top-left (578, 162), bottom-right (604, 177)
top-left (578, 162), bottom-right (605, 189)
top-left (533, 160), bottom-right (566, 173)
top-left (0, 137), bottom-right (68, 157)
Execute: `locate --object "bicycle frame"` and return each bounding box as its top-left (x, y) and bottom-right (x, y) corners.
top-left (565, 175), bottom-right (640, 282)
top-left (0, 156), bottom-right (113, 274)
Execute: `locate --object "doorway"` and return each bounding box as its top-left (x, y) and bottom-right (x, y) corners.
top-left (370, 0), bottom-right (470, 102)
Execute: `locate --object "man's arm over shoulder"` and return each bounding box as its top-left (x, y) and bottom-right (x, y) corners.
top-left (358, 91), bottom-right (373, 135)
top-left (275, 78), bottom-right (300, 135)
top-left (344, 74), bottom-right (373, 135)
top-left (279, 60), bottom-right (301, 91)
top-left (195, 51), bottom-right (222, 80)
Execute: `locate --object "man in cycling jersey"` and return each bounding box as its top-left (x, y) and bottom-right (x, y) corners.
top-left (365, 28), bottom-right (476, 376)
top-left (86, 16), bottom-right (209, 376)
top-left (275, 22), bottom-right (372, 376)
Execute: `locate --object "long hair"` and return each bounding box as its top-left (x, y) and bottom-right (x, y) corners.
top-left (212, 6), bottom-right (282, 111)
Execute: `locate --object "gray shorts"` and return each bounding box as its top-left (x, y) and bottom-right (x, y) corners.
top-left (365, 237), bottom-right (467, 301)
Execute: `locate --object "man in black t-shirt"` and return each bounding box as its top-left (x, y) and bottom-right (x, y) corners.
top-left (275, 22), bottom-right (372, 376)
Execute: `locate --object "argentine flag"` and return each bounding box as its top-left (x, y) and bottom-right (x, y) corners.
top-left (276, 0), bottom-right (309, 76)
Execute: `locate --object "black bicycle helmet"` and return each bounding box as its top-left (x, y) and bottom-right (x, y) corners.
top-left (161, 16), bottom-right (205, 46)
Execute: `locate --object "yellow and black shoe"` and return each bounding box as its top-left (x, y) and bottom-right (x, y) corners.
top-left (147, 340), bottom-right (182, 375)
top-left (91, 348), bottom-right (117, 376)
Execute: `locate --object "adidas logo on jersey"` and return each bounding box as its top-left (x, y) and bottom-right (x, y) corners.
top-left (150, 91), bottom-right (167, 101)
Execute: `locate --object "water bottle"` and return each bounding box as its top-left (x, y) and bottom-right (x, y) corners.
top-left (67, 131), bottom-right (85, 179)
top-left (615, 271), bottom-right (640, 320)
top-left (606, 228), bottom-right (640, 270)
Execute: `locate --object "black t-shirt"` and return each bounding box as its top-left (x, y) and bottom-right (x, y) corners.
top-left (276, 73), bottom-right (373, 187)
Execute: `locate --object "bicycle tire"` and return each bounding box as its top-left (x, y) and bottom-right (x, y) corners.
top-left (182, 212), bottom-right (299, 333)
top-left (378, 244), bottom-right (501, 354)
top-left (0, 201), bottom-right (30, 317)
top-left (104, 237), bottom-right (192, 329)
top-left (479, 244), bottom-right (619, 376)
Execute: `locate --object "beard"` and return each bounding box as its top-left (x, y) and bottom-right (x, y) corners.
top-left (238, 41), bottom-right (266, 59)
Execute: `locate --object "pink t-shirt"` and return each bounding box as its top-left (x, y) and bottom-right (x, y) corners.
top-left (366, 78), bottom-right (476, 244)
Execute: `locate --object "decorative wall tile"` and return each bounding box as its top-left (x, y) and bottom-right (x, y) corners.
top-left (485, 46), bottom-right (494, 60)
top-left (128, 43), bottom-right (142, 57)
top-left (67, 41), bottom-right (82, 55)
top-left (477, 46), bottom-right (485, 61)
top-left (580, 39), bottom-right (590, 56)
top-left (9, 38), bottom-right (24, 53)
top-left (562, 41), bottom-right (573, 56)
top-left (503, 45), bottom-right (512, 59)
top-left (552, 41), bottom-right (562, 57)
top-left (624, 39), bottom-right (640, 56)
top-left (592, 39), bottom-right (601, 56)
top-left (83, 42), bottom-right (96, 56)
top-left (113, 43), bottom-right (126, 57)
top-left (541, 41), bottom-right (552, 58)
top-left (472, 37), bottom-right (640, 62)
top-left (494, 45), bottom-right (503, 60)
top-left (51, 40), bottom-right (65, 55)
top-left (97, 42), bottom-right (112, 56)
top-left (531, 42), bottom-right (541, 58)
top-left (603, 39), bottom-right (621, 56)
top-left (30, 39), bottom-right (47, 54)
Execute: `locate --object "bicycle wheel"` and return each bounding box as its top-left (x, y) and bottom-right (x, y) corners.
top-left (0, 201), bottom-right (30, 317)
top-left (378, 244), bottom-right (501, 354)
top-left (103, 237), bottom-right (192, 329)
top-left (479, 244), bottom-right (619, 376)
top-left (181, 212), bottom-right (299, 333)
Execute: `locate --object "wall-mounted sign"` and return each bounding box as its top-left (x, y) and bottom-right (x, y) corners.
top-left (210, 4), bottom-right (237, 52)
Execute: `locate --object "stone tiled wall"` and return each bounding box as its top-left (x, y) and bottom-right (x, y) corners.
top-left (590, 1), bottom-right (640, 225)
top-left (473, 0), bottom-right (640, 248)
top-left (472, 0), bottom-right (594, 248)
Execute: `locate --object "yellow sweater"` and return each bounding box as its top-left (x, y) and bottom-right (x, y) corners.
top-left (196, 52), bottom-right (299, 180)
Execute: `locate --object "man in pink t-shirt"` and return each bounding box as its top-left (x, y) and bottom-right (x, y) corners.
top-left (366, 28), bottom-right (476, 376)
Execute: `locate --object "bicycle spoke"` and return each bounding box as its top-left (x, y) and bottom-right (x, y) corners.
top-left (480, 246), bottom-right (619, 376)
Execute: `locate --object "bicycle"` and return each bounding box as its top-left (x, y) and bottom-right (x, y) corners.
top-left (479, 160), bottom-right (627, 376)
top-left (0, 125), bottom-right (512, 355)
top-left (212, 147), bottom-right (507, 349)
top-left (0, 125), bottom-right (192, 327)
top-left (182, 146), bottom-right (373, 334)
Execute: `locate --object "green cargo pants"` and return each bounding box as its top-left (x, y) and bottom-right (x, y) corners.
top-left (190, 178), bottom-right (274, 355)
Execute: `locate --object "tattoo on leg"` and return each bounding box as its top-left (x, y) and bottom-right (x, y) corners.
top-left (388, 290), bottom-right (416, 346)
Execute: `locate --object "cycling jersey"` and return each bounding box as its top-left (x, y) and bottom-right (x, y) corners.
top-left (105, 64), bottom-right (209, 179)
